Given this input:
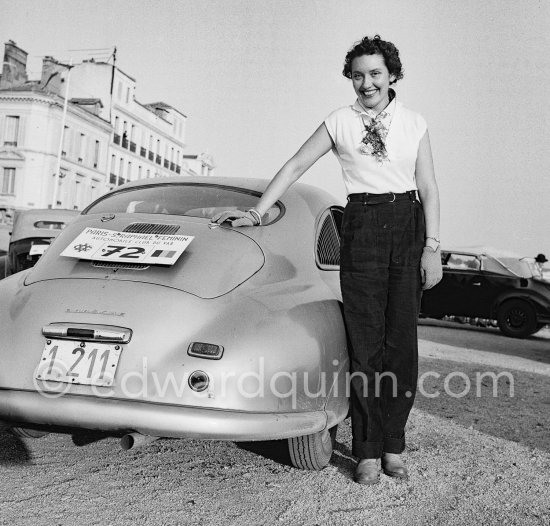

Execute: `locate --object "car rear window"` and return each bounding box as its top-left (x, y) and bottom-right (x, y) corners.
top-left (83, 183), bottom-right (282, 225)
top-left (33, 221), bottom-right (66, 230)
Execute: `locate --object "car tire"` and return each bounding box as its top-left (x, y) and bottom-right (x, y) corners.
top-left (497, 299), bottom-right (538, 339)
top-left (288, 425), bottom-right (337, 470)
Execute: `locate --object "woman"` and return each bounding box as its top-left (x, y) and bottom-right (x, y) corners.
top-left (213, 35), bottom-right (442, 485)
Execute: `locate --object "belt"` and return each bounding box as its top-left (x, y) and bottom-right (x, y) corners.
top-left (347, 190), bottom-right (417, 205)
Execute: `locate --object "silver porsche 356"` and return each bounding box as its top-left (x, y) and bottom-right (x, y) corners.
top-left (0, 177), bottom-right (350, 470)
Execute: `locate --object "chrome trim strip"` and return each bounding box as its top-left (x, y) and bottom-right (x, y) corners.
top-left (42, 323), bottom-right (132, 343)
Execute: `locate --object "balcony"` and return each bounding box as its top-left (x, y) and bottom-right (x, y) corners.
top-left (176, 165), bottom-right (181, 174)
top-left (113, 134), bottom-right (120, 145)
top-left (148, 151), bottom-right (154, 161)
top-left (163, 159), bottom-right (169, 169)
top-left (122, 137), bottom-right (129, 149)
top-left (155, 155), bottom-right (162, 165)
top-left (140, 147), bottom-right (147, 158)
top-left (130, 142), bottom-right (136, 153)
top-left (170, 162), bottom-right (176, 172)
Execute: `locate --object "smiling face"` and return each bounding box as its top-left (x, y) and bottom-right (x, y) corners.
top-left (351, 53), bottom-right (396, 114)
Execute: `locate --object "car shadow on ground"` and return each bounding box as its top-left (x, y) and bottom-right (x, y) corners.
top-left (418, 319), bottom-right (550, 365)
top-left (236, 439), bottom-right (294, 467)
top-left (0, 430), bottom-right (32, 465)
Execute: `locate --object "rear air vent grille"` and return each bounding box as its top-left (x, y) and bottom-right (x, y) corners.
top-left (91, 262), bottom-right (150, 270)
top-left (316, 214), bottom-right (340, 268)
top-left (123, 223), bottom-right (180, 235)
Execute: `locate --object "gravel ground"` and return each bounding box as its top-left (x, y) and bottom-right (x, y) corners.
top-left (1, 338), bottom-right (549, 526)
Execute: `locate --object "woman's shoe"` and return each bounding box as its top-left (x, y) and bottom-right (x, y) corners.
top-left (354, 458), bottom-right (380, 485)
top-left (382, 453), bottom-right (408, 480)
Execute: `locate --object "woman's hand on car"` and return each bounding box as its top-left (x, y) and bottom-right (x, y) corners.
top-left (211, 210), bottom-right (258, 227)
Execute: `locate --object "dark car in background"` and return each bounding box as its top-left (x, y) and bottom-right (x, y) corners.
top-left (2, 209), bottom-right (79, 278)
top-left (421, 249), bottom-right (550, 338)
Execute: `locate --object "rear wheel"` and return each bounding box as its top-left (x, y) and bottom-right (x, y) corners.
top-left (497, 299), bottom-right (538, 339)
top-left (288, 425), bottom-right (337, 470)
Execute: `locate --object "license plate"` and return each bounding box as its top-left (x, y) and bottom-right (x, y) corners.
top-left (36, 339), bottom-right (122, 387)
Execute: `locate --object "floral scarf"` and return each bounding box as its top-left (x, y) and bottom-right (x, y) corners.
top-left (358, 92), bottom-right (396, 164)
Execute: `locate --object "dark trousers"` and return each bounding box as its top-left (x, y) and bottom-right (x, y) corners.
top-left (340, 195), bottom-right (425, 459)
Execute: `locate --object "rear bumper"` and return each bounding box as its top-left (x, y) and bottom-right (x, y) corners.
top-left (0, 389), bottom-right (328, 441)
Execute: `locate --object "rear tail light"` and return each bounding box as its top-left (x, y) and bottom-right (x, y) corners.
top-left (187, 342), bottom-right (224, 360)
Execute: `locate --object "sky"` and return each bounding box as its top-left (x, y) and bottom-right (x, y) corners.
top-left (2, 0), bottom-right (549, 257)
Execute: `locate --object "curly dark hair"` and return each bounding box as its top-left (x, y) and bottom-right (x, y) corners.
top-left (342, 35), bottom-right (403, 84)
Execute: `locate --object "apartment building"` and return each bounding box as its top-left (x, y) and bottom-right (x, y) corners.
top-left (0, 42), bottom-right (111, 215)
top-left (0, 40), bottom-right (213, 219)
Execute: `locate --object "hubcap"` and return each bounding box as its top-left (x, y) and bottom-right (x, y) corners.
top-left (507, 308), bottom-right (526, 328)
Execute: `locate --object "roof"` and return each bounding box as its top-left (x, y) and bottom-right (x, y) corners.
top-left (70, 98), bottom-right (104, 108)
top-left (144, 101), bottom-right (187, 119)
top-left (0, 81), bottom-right (42, 93)
top-left (445, 246), bottom-right (527, 258)
top-left (110, 175), bottom-right (345, 210)
top-left (10, 208), bottom-right (80, 243)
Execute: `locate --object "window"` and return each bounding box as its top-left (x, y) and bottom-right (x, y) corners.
top-left (62, 125), bottom-right (69, 157)
top-left (94, 140), bottom-right (100, 168)
top-left (114, 116), bottom-right (120, 134)
top-left (1, 168), bottom-right (15, 194)
top-left (126, 87), bottom-right (130, 103)
top-left (4, 116), bottom-right (19, 146)
top-left (119, 158), bottom-right (125, 180)
top-left (91, 179), bottom-right (101, 202)
top-left (78, 133), bottom-right (86, 163)
top-left (117, 82), bottom-right (122, 100)
top-left (138, 165), bottom-right (142, 179)
top-left (127, 161), bottom-right (132, 181)
top-left (444, 253), bottom-right (480, 271)
top-left (74, 174), bottom-right (85, 210)
top-left (122, 121), bottom-right (128, 148)
top-left (129, 125), bottom-right (136, 152)
top-left (83, 183), bottom-right (283, 224)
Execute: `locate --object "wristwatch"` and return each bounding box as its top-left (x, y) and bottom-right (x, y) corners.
top-left (425, 236), bottom-right (440, 252)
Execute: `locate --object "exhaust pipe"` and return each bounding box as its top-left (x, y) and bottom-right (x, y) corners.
top-left (120, 432), bottom-right (159, 451)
